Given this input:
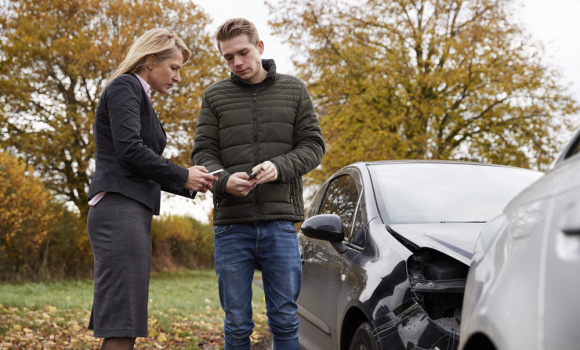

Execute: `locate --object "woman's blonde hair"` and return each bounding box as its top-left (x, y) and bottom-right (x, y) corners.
top-left (106, 28), bottom-right (191, 87)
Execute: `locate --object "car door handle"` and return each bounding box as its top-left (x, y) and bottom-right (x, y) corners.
top-left (562, 200), bottom-right (580, 236)
top-left (557, 200), bottom-right (580, 260)
top-left (562, 227), bottom-right (580, 235)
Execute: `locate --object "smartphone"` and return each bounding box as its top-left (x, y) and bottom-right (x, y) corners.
top-left (248, 166), bottom-right (263, 180)
top-left (210, 169), bottom-right (224, 175)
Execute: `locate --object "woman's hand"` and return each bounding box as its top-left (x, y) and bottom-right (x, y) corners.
top-left (185, 166), bottom-right (218, 193)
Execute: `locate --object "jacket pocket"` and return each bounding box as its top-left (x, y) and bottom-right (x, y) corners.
top-left (291, 177), bottom-right (303, 215)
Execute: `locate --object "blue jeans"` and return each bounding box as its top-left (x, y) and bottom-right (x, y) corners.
top-left (214, 220), bottom-right (302, 350)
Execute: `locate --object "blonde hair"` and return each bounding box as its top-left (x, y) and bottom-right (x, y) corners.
top-left (107, 28), bottom-right (191, 87)
top-left (216, 18), bottom-right (260, 52)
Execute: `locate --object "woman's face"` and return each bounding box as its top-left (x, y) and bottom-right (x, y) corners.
top-left (148, 50), bottom-right (183, 94)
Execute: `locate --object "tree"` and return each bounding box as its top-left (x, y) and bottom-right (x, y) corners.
top-left (0, 150), bottom-right (61, 278)
top-left (268, 0), bottom-right (579, 182)
top-left (0, 0), bottom-right (227, 217)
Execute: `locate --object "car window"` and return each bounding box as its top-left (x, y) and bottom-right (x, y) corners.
top-left (369, 163), bottom-right (543, 224)
top-left (350, 193), bottom-right (367, 247)
top-left (564, 135), bottom-right (580, 160)
top-left (304, 183), bottom-right (328, 219)
top-left (319, 175), bottom-right (360, 240)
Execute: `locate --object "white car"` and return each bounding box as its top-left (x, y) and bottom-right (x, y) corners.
top-left (460, 129), bottom-right (580, 350)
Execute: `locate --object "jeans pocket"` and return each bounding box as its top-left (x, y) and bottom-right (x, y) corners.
top-left (214, 224), bottom-right (232, 235)
top-left (275, 220), bottom-right (297, 234)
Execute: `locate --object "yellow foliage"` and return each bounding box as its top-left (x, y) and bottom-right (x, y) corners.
top-left (0, 150), bottom-right (62, 276)
top-left (150, 215), bottom-right (215, 270)
top-left (269, 0), bottom-right (579, 181)
top-left (0, 0), bottom-right (227, 217)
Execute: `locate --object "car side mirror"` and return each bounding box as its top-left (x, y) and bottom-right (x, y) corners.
top-left (301, 214), bottom-right (347, 253)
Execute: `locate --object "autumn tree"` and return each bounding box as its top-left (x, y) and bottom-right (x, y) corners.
top-left (0, 150), bottom-right (61, 278)
top-left (269, 0), bottom-right (579, 182)
top-left (0, 0), bottom-right (227, 217)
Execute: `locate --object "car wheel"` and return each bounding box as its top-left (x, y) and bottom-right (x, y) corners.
top-left (349, 322), bottom-right (379, 350)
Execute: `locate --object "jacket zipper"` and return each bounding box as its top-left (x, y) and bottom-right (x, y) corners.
top-left (252, 87), bottom-right (261, 220)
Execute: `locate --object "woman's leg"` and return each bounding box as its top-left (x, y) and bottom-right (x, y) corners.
top-left (101, 337), bottom-right (136, 350)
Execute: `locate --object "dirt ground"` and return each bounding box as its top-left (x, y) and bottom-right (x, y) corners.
top-left (253, 336), bottom-right (272, 349)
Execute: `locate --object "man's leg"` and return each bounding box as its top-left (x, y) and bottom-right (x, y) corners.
top-left (214, 222), bottom-right (257, 350)
top-left (257, 220), bottom-right (301, 350)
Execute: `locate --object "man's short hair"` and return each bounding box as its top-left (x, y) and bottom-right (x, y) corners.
top-left (216, 18), bottom-right (260, 52)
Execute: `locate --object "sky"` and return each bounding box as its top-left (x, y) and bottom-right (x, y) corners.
top-left (162, 0), bottom-right (580, 221)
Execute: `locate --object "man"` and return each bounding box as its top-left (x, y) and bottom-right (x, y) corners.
top-left (192, 18), bottom-right (325, 350)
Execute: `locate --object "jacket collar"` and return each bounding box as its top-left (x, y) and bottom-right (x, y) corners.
top-left (231, 59), bottom-right (277, 87)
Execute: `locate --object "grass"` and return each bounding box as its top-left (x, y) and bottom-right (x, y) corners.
top-left (0, 269), bottom-right (270, 349)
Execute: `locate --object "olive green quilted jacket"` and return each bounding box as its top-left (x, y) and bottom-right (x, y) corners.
top-left (192, 60), bottom-right (325, 225)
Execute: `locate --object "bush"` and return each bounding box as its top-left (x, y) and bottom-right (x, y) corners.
top-left (40, 209), bottom-right (94, 280)
top-left (32, 211), bottom-right (215, 281)
top-left (0, 150), bottom-right (62, 281)
top-left (0, 149), bottom-right (214, 281)
top-left (151, 215), bottom-right (215, 271)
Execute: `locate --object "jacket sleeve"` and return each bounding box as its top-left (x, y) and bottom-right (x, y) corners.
top-left (107, 75), bottom-right (190, 193)
top-left (270, 83), bottom-right (325, 182)
top-left (191, 93), bottom-right (230, 198)
top-left (161, 186), bottom-right (197, 199)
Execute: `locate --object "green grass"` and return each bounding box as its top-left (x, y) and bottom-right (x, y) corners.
top-left (0, 279), bottom-right (94, 311)
top-left (0, 269), bottom-right (269, 349)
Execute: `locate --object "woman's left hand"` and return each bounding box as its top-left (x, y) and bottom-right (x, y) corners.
top-left (185, 166), bottom-right (217, 192)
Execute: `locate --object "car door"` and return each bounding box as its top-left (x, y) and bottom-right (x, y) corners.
top-left (297, 181), bottom-right (335, 350)
top-left (543, 133), bottom-right (580, 349)
top-left (298, 172), bottom-right (361, 350)
top-left (334, 177), bottom-right (373, 349)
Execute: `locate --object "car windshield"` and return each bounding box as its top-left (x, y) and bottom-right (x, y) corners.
top-left (369, 163), bottom-right (543, 224)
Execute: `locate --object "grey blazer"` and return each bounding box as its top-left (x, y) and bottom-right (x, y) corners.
top-left (88, 74), bottom-right (194, 214)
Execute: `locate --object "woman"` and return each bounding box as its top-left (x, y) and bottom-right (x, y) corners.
top-left (87, 28), bottom-right (216, 350)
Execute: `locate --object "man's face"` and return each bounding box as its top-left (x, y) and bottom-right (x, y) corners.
top-left (219, 34), bottom-right (265, 84)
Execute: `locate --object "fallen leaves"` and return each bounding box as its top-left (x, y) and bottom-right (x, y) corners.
top-left (0, 303), bottom-right (271, 349)
top-left (0, 303), bottom-right (97, 349)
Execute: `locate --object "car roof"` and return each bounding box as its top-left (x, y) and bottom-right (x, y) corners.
top-left (356, 159), bottom-right (541, 172)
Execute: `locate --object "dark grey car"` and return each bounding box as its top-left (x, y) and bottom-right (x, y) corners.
top-left (297, 161), bottom-right (542, 350)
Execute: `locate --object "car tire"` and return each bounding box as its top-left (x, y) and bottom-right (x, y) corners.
top-left (349, 322), bottom-right (379, 350)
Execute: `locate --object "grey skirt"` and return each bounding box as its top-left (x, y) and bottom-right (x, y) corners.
top-left (87, 192), bottom-right (153, 338)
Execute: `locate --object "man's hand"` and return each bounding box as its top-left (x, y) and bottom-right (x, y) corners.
top-left (225, 172), bottom-right (258, 196)
top-left (254, 161), bottom-right (277, 185)
top-left (185, 166), bottom-right (218, 193)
